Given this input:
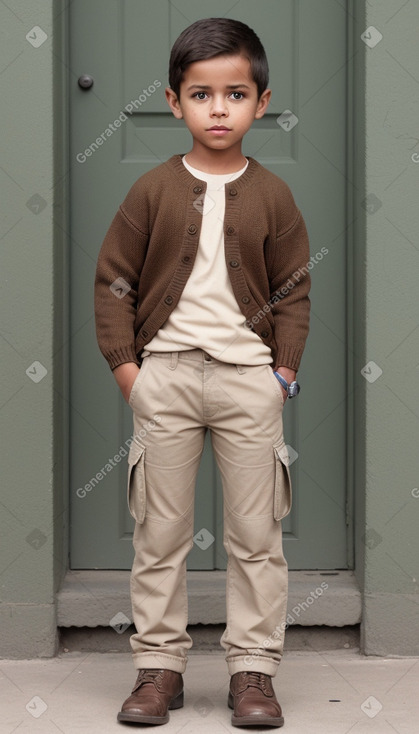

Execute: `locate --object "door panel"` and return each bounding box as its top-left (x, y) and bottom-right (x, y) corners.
top-left (69, 0), bottom-right (349, 569)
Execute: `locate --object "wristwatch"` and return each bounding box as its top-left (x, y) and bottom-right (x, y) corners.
top-left (273, 371), bottom-right (301, 398)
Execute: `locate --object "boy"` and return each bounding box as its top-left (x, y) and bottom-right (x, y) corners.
top-left (94, 17), bottom-right (310, 728)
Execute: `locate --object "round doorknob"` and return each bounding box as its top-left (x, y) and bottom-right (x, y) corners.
top-left (78, 74), bottom-right (94, 90)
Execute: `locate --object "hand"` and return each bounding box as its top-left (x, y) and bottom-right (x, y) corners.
top-left (113, 362), bottom-right (141, 404)
top-left (274, 365), bottom-right (297, 404)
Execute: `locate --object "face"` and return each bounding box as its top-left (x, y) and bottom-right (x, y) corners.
top-left (165, 54), bottom-right (271, 157)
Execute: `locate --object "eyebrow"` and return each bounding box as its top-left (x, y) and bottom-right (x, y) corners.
top-left (186, 84), bottom-right (251, 91)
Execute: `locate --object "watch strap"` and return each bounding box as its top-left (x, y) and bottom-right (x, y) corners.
top-left (273, 371), bottom-right (289, 391)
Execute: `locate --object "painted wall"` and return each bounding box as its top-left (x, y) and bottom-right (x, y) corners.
top-left (359, 0), bottom-right (419, 655)
top-left (0, 0), bottom-right (417, 658)
top-left (0, 0), bottom-right (68, 657)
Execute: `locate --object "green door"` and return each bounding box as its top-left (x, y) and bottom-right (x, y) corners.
top-left (69, 0), bottom-right (349, 570)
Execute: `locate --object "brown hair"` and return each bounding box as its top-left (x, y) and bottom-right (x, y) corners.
top-left (168, 17), bottom-right (269, 100)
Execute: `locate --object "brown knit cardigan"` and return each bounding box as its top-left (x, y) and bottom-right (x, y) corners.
top-left (94, 154), bottom-right (311, 371)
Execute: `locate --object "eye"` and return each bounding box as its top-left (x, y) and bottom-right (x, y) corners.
top-left (191, 91), bottom-right (246, 101)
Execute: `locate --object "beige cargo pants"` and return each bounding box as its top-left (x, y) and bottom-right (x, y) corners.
top-left (126, 348), bottom-right (292, 677)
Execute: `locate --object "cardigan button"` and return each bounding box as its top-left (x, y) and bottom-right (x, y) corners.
top-left (261, 330), bottom-right (269, 338)
top-left (241, 296), bottom-right (250, 304)
top-left (164, 295), bottom-right (173, 305)
top-left (229, 260), bottom-right (239, 268)
top-left (193, 186), bottom-right (202, 194)
top-left (188, 224), bottom-right (197, 234)
top-left (229, 188), bottom-right (237, 196)
top-left (182, 255), bottom-right (190, 263)
top-left (141, 329), bottom-right (149, 338)
top-left (226, 226), bottom-right (235, 235)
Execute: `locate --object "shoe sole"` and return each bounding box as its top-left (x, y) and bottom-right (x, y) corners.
top-left (117, 690), bottom-right (184, 725)
top-left (228, 692), bottom-right (284, 728)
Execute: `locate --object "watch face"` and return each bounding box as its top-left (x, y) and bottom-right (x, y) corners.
top-left (289, 382), bottom-right (300, 397)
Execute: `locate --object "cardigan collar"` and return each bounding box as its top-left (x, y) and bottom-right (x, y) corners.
top-left (166, 153), bottom-right (261, 191)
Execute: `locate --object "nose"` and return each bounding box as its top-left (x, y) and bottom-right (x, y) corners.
top-left (210, 94), bottom-right (228, 117)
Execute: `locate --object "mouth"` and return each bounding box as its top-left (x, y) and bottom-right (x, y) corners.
top-left (207, 126), bottom-right (231, 136)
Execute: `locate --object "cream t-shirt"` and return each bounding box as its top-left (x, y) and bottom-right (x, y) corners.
top-left (142, 155), bottom-right (273, 365)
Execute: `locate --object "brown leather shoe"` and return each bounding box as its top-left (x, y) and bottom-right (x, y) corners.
top-left (228, 671), bottom-right (284, 727)
top-left (117, 668), bottom-right (184, 725)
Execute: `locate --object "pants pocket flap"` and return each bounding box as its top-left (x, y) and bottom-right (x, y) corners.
top-left (273, 442), bottom-right (292, 521)
top-left (127, 442), bottom-right (146, 524)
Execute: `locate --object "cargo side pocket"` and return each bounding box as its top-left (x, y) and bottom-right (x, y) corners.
top-left (273, 441), bottom-right (292, 521)
top-left (127, 442), bottom-right (146, 524)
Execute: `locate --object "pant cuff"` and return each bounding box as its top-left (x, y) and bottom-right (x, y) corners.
top-left (132, 652), bottom-right (187, 674)
top-left (227, 655), bottom-right (280, 678)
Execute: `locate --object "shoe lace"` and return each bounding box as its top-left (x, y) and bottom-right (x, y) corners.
top-left (133, 669), bottom-right (164, 691)
top-left (245, 670), bottom-right (263, 686)
top-left (241, 671), bottom-right (270, 693)
top-left (137, 669), bottom-right (163, 683)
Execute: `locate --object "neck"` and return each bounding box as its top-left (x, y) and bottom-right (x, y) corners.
top-left (184, 147), bottom-right (247, 175)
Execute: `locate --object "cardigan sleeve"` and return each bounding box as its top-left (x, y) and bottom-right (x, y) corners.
top-left (268, 199), bottom-right (311, 371)
top-left (94, 205), bottom-right (149, 371)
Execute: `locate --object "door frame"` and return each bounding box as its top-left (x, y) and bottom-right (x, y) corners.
top-left (57, 0), bottom-right (362, 607)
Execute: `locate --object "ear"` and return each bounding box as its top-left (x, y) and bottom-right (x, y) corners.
top-left (254, 88), bottom-right (272, 120)
top-left (165, 87), bottom-right (183, 119)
